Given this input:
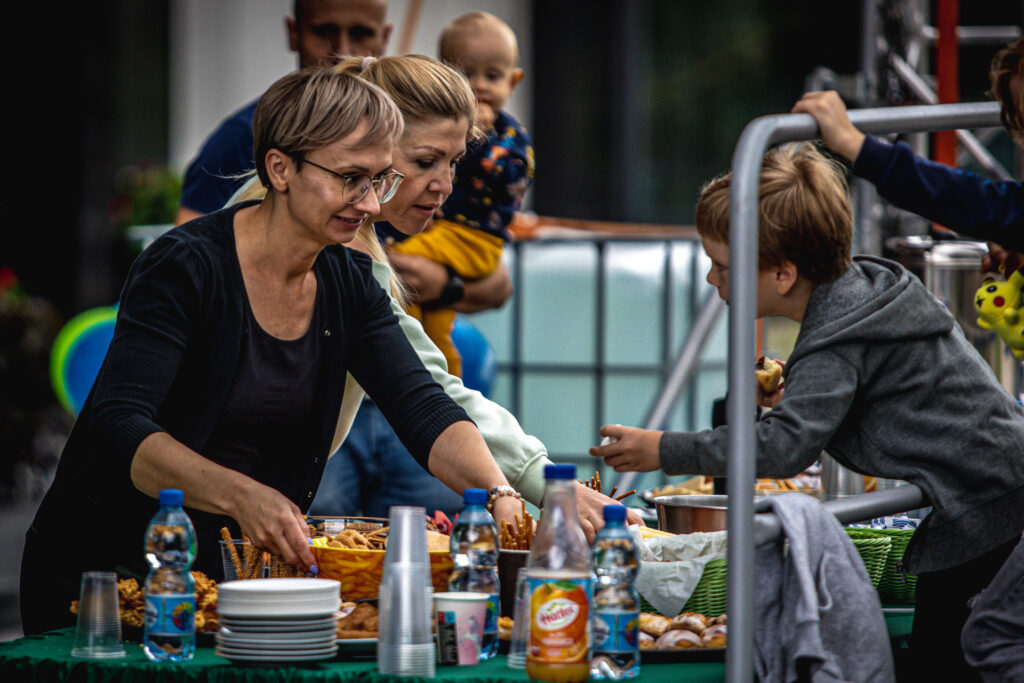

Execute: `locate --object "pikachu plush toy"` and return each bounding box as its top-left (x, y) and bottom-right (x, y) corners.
top-left (975, 268), bottom-right (1024, 359)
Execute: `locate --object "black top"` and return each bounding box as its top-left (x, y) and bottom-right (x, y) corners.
top-left (30, 200), bottom-right (470, 585)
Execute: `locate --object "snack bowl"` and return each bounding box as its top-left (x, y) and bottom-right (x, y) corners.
top-left (653, 494), bottom-right (729, 534)
top-left (305, 516), bottom-right (389, 538)
top-left (311, 529), bottom-right (453, 601)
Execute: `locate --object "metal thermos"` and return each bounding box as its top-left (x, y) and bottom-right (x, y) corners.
top-left (885, 236), bottom-right (1021, 398)
top-left (820, 453), bottom-right (865, 500)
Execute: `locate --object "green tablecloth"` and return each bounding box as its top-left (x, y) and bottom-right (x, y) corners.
top-left (0, 629), bottom-right (726, 683)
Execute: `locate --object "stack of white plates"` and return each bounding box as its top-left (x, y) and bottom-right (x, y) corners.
top-left (215, 578), bottom-right (341, 663)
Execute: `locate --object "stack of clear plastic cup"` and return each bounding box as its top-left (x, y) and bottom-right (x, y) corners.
top-left (377, 506), bottom-right (435, 677)
top-left (507, 567), bottom-right (531, 669)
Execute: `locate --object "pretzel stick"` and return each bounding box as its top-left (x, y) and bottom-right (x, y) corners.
top-left (221, 527), bottom-right (242, 577)
top-left (613, 489), bottom-right (636, 502)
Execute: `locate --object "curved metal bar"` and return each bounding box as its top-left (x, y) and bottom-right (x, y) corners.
top-left (725, 100), bottom-right (1002, 682)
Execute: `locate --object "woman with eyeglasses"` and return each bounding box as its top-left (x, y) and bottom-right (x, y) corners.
top-left (231, 55), bottom-right (638, 536)
top-left (20, 67), bottom-right (528, 635)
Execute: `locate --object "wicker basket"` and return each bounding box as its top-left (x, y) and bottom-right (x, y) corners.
top-left (858, 527), bottom-right (917, 603)
top-left (639, 529), bottom-right (892, 618)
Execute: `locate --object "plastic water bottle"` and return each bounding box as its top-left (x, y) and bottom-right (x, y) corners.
top-left (590, 504), bottom-right (640, 679)
top-left (143, 489), bottom-right (198, 662)
top-left (449, 488), bottom-right (500, 659)
top-left (526, 464), bottom-right (592, 683)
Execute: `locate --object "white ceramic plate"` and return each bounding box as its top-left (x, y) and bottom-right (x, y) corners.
top-left (219, 612), bottom-right (340, 627)
top-left (217, 599), bottom-right (339, 617)
top-left (220, 627), bottom-right (338, 641)
top-left (217, 633), bottom-right (337, 648)
top-left (218, 578), bottom-right (341, 599)
top-left (215, 646), bottom-right (338, 663)
top-left (216, 642), bottom-right (339, 655)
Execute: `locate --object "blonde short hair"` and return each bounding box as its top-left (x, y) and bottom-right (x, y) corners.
top-left (252, 66), bottom-right (403, 187)
top-left (696, 142), bottom-right (853, 284)
top-left (334, 54), bottom-right (478, 139)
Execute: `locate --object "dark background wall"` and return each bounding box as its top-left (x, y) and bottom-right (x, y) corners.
top-left (533, 0), bottom-right (1022, 225)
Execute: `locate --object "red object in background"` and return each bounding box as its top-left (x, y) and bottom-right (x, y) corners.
top-left (432, 510), bottom-right (455, 535)
top-left (934, 0), bottom-right (959, 168)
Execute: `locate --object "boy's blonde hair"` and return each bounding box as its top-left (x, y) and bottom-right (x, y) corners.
top-left (252, 66), bottom-right (403, 188)
top-left (696, 142), bottom-right (853, 284)
top-left (989, 36), bottom-right (1024, 142)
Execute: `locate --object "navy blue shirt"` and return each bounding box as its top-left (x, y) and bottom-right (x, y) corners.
top-left (854, 135), bottom-right (1024, 248)
top-left (179, 99), bottom-right (258, 213)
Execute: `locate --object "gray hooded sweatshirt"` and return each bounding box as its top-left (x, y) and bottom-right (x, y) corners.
top-left (661, 256), bottom-right (1024, 574)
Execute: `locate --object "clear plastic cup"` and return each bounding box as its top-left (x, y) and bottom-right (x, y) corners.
top-left (377, 641), bottom-right (437, 676)
top-left (378, 564), bottom-right (433, 646)
top-left (219, 539), bottom-right (256, 580)
top-left (71, 571), bottom-right (126, 659)
top-left (384, 506), bottom-right (429, 566)
top-left (506, 567), bottom-right (531, 669)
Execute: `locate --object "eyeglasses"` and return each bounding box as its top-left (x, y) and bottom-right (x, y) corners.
top-left (299, 158), bottom-right (405, 204)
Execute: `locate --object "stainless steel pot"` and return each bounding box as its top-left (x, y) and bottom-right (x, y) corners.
top-left (653, 494), bottom-right (728, 533)
top-left (886, 236), bottom-right (1019, 396)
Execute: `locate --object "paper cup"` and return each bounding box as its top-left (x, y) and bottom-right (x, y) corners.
top-left (434, 592), bottom-right (488, 665)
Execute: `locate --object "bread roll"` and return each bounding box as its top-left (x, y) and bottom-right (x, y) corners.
top-left (669, 611), bottom-right (707, 635)
top-left (655, 628), bottom-right (703, 649)
top-left (701, 623), bottom-right (727, 648)
top-left (756, 356), bottom-right (783, 392)
top-left (639, 612), bottom-right (672, 637)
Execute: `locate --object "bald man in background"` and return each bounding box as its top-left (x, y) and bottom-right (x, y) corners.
top-left (176, 0), bottom-right (392, 223)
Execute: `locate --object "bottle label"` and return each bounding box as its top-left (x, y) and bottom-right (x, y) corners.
top-left (526, 575), bottom-right (591, 665)
top-left (145, 593), bottom-right (195, 636)
top-left (484, 593), bottom-right (499, 636)
top-left (591, 609), bottom-right (639, 654)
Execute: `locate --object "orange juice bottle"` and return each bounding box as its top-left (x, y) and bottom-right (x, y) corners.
top-left (526, 465), bottom-right (592, 683)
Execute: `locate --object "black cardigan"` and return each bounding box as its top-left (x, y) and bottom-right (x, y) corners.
top-left (30, 201), bottom-right (469, 582)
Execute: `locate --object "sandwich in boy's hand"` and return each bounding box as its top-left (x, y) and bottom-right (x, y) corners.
top-left (756, 356), bottom-right (783, 393)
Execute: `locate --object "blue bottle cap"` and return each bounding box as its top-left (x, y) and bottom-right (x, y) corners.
top-left (159, 489), bottom-right (184, 506)
top-left (603, 504), bottom-right (626, 521)
top-left (463, 488), bottom-right (487, 505)
top-left (544, 464), bottom-right (576, 480)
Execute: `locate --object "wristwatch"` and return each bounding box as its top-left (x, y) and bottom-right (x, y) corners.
top-left (420, 266), bottom-right (465, 310)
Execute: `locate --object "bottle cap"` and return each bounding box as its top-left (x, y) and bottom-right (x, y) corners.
top-left (159, 489), bottom-right (184, 506)
top-left (544, 464), bottom-right (576, 480)
top-left (602, 504), bottom-right (626, 521)
top-left (463, 488), bottom-right (487, 505)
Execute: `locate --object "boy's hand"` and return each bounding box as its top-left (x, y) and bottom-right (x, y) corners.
top-left (589, 425), bottom-right (663, 472)
top-left (791, 91), bottom-right (865, 162)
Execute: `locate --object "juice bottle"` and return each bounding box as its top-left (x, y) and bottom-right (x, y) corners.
top-left (525, 464), bottom-right (591, 683)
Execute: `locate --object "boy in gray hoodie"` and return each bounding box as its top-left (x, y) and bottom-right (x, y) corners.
top-left (591, 143), bottom-right (1024, 681)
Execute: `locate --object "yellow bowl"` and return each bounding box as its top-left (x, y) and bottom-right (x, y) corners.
top-left (311, 530), bottom-right (453, 601)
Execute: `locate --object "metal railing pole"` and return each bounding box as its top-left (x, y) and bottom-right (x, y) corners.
top-left (725, 100), bottom-right (1002, 682)
top-left (613, 291), bottom-right (726, 495)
